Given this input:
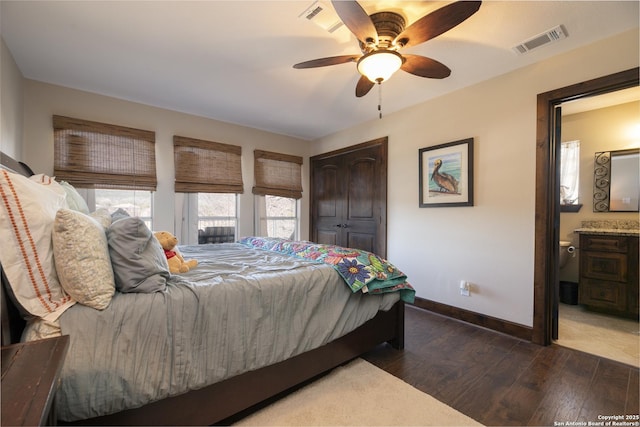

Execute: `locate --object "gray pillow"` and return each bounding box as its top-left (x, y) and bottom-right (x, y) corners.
top-left (110, 207), bottom-right (131, 222)
top-left (107, 217), bottom-right (170, 293)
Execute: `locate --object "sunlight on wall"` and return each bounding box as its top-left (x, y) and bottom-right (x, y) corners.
top-left (624, 122), bottom-right (640, 146)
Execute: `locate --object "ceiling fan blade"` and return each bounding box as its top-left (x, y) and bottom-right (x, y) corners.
top-left (355, 75), bottom-right (375, 97)
top-left (293, 55), bottom-right (359, 69)
top-left (401, 55), bottom-right (451, 79)
top-left (331, 0), bottom-right (378, 45)
top-left (394, 1), bottom-right (481, 49)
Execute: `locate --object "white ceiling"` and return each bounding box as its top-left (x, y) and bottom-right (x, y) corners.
top-left (561, 86), bottom-right (640, 116)
top-left (1, 1), bottom-right (638, 141)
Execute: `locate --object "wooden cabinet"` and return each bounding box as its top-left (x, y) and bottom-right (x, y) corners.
top-left (579, 234), bottom-right (639, 318)
top-left (1, 335), bottom-right (70, 426)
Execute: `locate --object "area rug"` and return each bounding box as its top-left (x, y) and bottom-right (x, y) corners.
top-left (234, 358), bottom-right (482, 426)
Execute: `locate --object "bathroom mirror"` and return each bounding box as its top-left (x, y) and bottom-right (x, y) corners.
top-left (593, 148), bottom-right (640, 212)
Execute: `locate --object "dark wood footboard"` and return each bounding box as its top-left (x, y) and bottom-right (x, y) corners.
top-left (66, 301), bottom-right (404, 426)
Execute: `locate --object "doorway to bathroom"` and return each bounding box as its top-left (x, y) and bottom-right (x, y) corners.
top-left (555, 88), bottom-right (640, 367)
top-left (532, 68), bottom-right (639, 364)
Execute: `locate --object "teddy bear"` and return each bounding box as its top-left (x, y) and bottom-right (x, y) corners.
top-left (153, 231), bottom-right (198, 274)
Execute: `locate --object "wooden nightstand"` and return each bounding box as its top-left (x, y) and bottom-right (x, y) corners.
top-left (1, 335), bottom-right (70, 426)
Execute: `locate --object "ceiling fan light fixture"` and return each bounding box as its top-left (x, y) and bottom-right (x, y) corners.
top-left (357, 50), bottom-right (403, 83)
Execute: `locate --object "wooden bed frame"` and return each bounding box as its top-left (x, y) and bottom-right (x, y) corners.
top-left (0, 152), bottom-right (405, 426)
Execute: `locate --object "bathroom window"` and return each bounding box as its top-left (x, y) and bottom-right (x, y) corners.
top-left (560, 140), bottom-right (580, 208)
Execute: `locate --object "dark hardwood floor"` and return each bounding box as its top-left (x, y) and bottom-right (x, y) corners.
top-left (363, 305), bottom-right (640, 426)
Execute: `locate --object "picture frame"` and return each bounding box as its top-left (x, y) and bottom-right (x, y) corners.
top-left (419, 138), bottom-right (474, 208)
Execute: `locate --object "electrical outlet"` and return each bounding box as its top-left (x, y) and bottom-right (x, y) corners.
top-left (459, 280), bottom-right (471, 297)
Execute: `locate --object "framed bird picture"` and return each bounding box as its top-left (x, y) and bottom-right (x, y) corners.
top-left (419, 138), bottom-right (474, 207)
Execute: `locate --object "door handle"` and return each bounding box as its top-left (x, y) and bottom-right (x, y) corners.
top-left (335, 224), bottom-right (349, 228)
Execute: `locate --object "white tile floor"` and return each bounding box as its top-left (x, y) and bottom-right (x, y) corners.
top-left (556, 303), bottom-right (640, 367)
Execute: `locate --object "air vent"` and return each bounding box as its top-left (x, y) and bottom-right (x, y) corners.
top-left (299, 1), bottom-right (344, 33)
top-left (513, 25), bottom-right (568, 55)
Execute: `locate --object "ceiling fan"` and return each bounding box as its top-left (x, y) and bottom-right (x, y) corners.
top-left (293, 1), bottom-right (482, 97)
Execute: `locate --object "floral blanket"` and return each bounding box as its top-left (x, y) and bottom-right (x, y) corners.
top-left (240, 237), bottom-right (415, 303)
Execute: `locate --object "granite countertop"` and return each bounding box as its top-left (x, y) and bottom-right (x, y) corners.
top-left (574, 219), bottom-right (639, 236)
top-left (574, 228), bottom-right (639, 236)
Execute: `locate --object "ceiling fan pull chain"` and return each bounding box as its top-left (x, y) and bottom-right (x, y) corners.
top-left (378, 82), bottom-right (382, 119)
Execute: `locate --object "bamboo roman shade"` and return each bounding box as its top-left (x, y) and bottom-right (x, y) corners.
top-left (173, 136), bottom-right (243, 193)
top-left (53, 115), bottom-right (157, 190)
top-left (252, 150), bottom-right (303, 199)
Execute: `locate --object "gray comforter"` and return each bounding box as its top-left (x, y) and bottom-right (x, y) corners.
top-left (56, 243), bottom-right (399, 421)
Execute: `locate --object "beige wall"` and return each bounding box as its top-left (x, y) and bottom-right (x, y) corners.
top-left (312, 29), bottom-right (639, 327)
top-left (21, 80), bottom-right (311, 239)
top-left (559, 101), bottom-right (640, 282)
top-left (1, 37), bottom-right (23, 158)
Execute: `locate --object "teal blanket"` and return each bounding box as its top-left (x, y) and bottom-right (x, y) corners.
top-left (240, 237), bottom-right (415, 303)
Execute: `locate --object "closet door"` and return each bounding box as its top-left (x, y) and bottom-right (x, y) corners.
top-left (312, 156), bottom-right (345, 246)
top-left (341, 145), bottom-right (384, 254)
top-left (310, 138), bottom-right (387, 257)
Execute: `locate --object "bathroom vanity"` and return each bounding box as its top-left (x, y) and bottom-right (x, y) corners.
top-left (575, 223), bottom-right (639, 319)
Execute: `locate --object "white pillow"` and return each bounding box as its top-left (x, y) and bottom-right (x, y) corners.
top-left (0, 169), bottom-right (75, 321)
top-left (59, 181), bottom-right (90, 214)
top-left (29, 173), bottom-right (67, 198)
top-left (52, 209), bottom-right (115, 310)
top-left (29, 175), bottom-right (91, 215)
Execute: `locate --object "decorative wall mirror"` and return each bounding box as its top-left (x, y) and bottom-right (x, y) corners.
top-left (593, 148), bottom-right (640, 212)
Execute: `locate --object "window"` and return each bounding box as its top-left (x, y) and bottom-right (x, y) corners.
top-left (53, 116), bottom-right (157, 190)
top-left (95, 189), bottom-right (153, 229)
top-left (53, 115), bottom-right (158, 224)
top-left (196, 193), bottom-right (237, 244)
top-left (560, 140), bottom-right (580, 206)
top-left (173, 135), bottom-right (243, 244)
top-left (253, 150), bottom-right (302, 240)
top-left (252, 150), bottom-right (303, 199)
top-left (256, 195), bottom-right (298, 239)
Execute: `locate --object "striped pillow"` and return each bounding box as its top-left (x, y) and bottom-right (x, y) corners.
top-left (0, 169), bottom-right (75, 321)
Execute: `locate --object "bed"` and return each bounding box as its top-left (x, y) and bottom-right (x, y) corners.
top-left (0, 151), bottom-right (412, 425)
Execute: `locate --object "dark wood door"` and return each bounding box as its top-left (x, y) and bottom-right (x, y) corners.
top-left (310, 137), bottom-right (387, 257)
